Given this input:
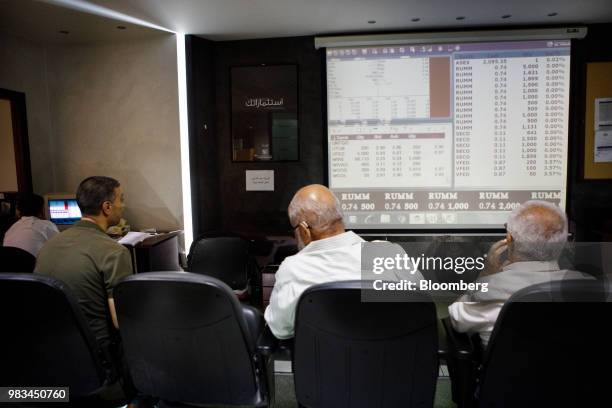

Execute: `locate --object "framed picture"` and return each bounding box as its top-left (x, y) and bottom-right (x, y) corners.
top-left (231, 64), bottom-right (299, 162)
top-left (583, 62), bottom-right (612, 180)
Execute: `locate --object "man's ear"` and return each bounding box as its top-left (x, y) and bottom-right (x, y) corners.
top-left (506, 231), bottom-right (513, 243)
top-left (101, 201), bottom-right (112, 217)
top-left (298, 222), bottom-right (312, 245)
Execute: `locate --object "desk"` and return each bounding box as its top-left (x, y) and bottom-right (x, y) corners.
top-left (123, 231), bottom-right (182, 273)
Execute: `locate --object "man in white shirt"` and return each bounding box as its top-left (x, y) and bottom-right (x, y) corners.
top-left (448, 200), bottom-right (590, 346)
top-left (3, 193), bottom-right (58, 257)
top-left (264, 184), bottom-right (366, 339)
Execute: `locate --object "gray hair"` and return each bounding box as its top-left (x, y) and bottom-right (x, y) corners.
top-left (288, 192), bottom-right (344, 230)
top-left (506, 200), bottom-right (568, 261)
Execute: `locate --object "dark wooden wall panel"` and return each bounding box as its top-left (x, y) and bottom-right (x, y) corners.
top-left (186, 36), bottom-right (221, 236)
top-left (213, 36), bottom-right (324, 234)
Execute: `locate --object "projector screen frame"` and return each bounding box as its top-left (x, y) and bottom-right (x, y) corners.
top-left (319, 28), bottom-right (583, 234)
top-left (315, 27), bottom-right (586, 49)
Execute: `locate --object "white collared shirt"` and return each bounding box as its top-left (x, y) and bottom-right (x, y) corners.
top-left (3, 216), bottom-right (59, 257)
top-left (264, 231), bottom-right (365, 339)
top-left (448, 261), bottom-right (591, 346)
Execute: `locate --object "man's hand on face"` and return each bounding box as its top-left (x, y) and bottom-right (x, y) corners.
top-left (480, 239), bottom-right (508, 277)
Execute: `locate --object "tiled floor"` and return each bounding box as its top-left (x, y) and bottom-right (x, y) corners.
top-left (273, 372), bottom-right (456, 408)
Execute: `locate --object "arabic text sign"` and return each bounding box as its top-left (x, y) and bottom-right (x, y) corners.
top-left (244, 98), bottom-right (284, 109)
top-left (231, 65), bottom-right (298, 162)
top-left (246, 170), bottom-right (275, 191)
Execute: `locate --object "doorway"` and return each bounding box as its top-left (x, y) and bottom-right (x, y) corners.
top-left (0, 88), bottom-right (32, 238)
top-left (0, 88), bottom-right (32, 193)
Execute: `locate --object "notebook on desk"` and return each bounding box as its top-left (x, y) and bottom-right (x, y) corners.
top-left (118, 231), bottom-right (152, 246)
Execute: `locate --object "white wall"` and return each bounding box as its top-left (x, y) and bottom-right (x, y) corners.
top-left (0, 34), bottom-right (55, 194)
top-left (45, 34), bottom-right (183, 231)
top-left (0, 32), bottom-right (183, 232)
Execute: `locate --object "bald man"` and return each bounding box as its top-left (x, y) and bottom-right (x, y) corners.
top-left (448, 200), bottom-right (591, 346)
top-left (264, 184), bottom-right (365, 339)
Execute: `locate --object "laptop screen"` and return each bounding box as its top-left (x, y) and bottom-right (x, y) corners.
top-left (48, 199), bottom-right (82, 225)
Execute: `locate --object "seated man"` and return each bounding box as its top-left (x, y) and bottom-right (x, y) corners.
top-left (264, 184), bottom-right (423, 339)
top-left (35, 176), bottom-right (134, 401)
top-left (3, 193), bottom-right (59, 257)
top-left (448, 200), bottom-right (590, 346)
top-left (264, 184), bottom-right (364, 339)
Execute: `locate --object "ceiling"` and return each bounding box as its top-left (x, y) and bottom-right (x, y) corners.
top-left (0, 0), bottom-right (166, 45)
top-left (64, 0), bottom-right (612, 40)
top-left (1, 0), bottom-right (612, 44)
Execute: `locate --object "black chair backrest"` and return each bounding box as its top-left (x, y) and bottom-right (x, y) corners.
top-left (114, 272), bottom-right (266, 406)
top-left (0, 246), bottom-right (36, 272)
top-left (479, 279), bottom-right (612, 407)
top-left (293, 280), bottom-right (438, 408)
top-left (273, 243), bottom-right (298, 265)
top-left (187, 236), bottom-right (250, 289)
top-left (0, 273), bottom-right (109, 396)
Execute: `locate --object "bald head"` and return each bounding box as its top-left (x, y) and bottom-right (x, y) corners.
top-left (288, 184), bottom-right (344, 236)
top-left (506, 200), bottom-right (568, 261)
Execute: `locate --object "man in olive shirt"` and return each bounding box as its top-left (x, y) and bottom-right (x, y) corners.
top-left (35, 176), bottom-right (133, 400)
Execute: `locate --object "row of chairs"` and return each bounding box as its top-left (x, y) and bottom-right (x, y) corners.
top-left (1, 272), bottom-right (610, 407)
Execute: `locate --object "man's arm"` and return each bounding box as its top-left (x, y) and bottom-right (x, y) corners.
top-left (264, 262), bottom-right (299, 339)
top-left (108, 298), bottom-right (119, 329)
top-left (103, 246), bottom-right (133, 329)
top-left (448, 299), bottom-right (501, 336)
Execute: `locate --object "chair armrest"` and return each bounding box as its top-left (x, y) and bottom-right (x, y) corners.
top-left (256, 325), bottom-right (279, 357)
top-left (241, 304), bottom-right (264, 347)
top-left (278, 338), bottom-right (294, 353)
top-left (442, 317), bottom-right (475, 360)
top-left (276, 338), bottom-right (294, 361)
top-left (442, 317), bottom-right (479, 408)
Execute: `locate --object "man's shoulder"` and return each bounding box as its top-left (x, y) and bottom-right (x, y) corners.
top-left (42, 225), bottom-right (125, 253)
top-left (87, 232), bottom-right (129, 258)
top-left (302, 231), bottom-right (364, 254)
top-left (38, 229), bottom-right (66, 249)
top-left (274, 252), bottom-right (309, 282)
top-left (34, 218), bottom-right (58, 230)
top-left (5, 218), bottom-right (26, 232)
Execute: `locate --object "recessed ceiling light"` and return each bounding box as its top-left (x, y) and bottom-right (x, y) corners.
top-left (368, 20), bottom-right (376, 24)
top-left (117, 25), bottom-right (127, 30)
top-left (456, 16), bottom-right (466, 21)
top-left (547, 12), bottom-right (558, 17)
top-left (411, 18), bottom-right (421, 22)
top-left (59, 30), bottom-right (69, 34)
top-left (501, 14), bottom-right (512, 19)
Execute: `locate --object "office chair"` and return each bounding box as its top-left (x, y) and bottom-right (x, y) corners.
top-left (293, 280), bottom-right (439, 408)
top-left (0, 245), bottom-right (36, 272)
top-left (0, 273), bottom-right (124, 407)
top-left (187, 235), bottom-right (256, 298)
top-left (444, 279), bottom-right (612, 408)
top-left (114, 272), bottom-right (275, 407)
top-left (423, 236), bottom-right (483, 286)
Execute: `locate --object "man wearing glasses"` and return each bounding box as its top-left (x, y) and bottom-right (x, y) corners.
top-left (264, 184), bottom-right (365, 339)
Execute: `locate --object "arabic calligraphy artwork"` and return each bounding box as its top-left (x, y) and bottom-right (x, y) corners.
top-left (231, 64), bottom-right (298, 161)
